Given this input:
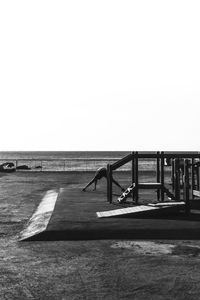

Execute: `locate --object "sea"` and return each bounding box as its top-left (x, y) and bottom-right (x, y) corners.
top-left (0, 151), bottom-right (156, 172)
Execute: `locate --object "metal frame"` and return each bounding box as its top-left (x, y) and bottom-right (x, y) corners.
top-left (107, 151), bottom-right (200, 215)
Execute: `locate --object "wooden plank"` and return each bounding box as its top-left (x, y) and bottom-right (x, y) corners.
top-left (96, 203), bottom-right (184, 218)
top-left (136, 152), bottom-right (200, 159)
top-left (174, 159), bottom-right (180, 200)
top-left (139, 183), bottom-right (162, 186)
top-left (107, 164), bottom-right (110, 202)
top-left (111, 153), bottom-right (132, 170)
top-left (132, 152), bottom-right (135, 202)
top-left (156, 151), bottom-right (160, 201)
top-left (118, 183), bottom-right (135, 203)
top-left (193, 190), bottom-right (200, 198)
top-left (184, 159), bottom-right (190, 215)
top-left (148, 202), bottom-right (185, 207)
top-left (172, 159), bottom-right (175, 191)
top-left (138, 183), bottom-right (162, 189)
top-left (97, 205), bottom-right (159, 218)
top-left (134, 152), bottom-right (139, 204)
top-left (163, 186), bottom-right (176, 200)
top-left (192, 158), bottom-right (195, 200)
top-left (197, 166), bottom-right (200, 190)
top-left (161, 151), bottom-right (165, 201)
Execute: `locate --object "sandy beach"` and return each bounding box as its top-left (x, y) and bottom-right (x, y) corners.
top-left (0, 171), bottom-right (200, 299)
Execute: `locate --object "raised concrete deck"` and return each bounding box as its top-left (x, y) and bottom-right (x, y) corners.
top-left (20, 188), bottom-right (200, 241)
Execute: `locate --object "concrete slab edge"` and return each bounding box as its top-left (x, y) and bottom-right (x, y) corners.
top-left (19, 189), bottom-right (59, 241)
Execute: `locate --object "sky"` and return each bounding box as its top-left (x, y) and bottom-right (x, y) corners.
top-left (0, 0), bottom-right (200, 151)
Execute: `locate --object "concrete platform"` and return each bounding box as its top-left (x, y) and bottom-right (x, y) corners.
top-left (20, 188), bottom-right (200, 241)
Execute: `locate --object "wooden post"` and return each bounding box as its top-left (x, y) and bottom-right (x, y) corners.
top-left (107, 164), bottom-right (112, 203)
top-left (161, 151), bottom-right (165, 201)
top-left (197, 165), bottom-right (200, 190)
top-left (184, 159), bottom-right (190, 215)
top-left (156, 151), bottom-right (160, 201)
top-left (191, 158), bottom-right (195, 200)
top-left (132, 152), bottom-right (135, 202)
top-left (134, 151), bottom-right (139, 204)
top-left (109, 165), bottom-right (113, 204)
top-left (174, 159), bottom-right (180, 200)
top-left (172, 159), bottom-right (175, 191)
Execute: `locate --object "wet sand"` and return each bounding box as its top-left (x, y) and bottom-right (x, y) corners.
top-left (1, 171), bottom-right (200, 299)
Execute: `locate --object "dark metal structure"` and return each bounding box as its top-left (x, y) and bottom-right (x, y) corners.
top-left (107, 151), bottom-right (200, 214)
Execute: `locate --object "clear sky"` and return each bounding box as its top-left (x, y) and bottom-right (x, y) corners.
top-left (0, 1), bottom-right (200, 151)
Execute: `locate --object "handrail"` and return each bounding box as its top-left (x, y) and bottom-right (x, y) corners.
top-left (111, 153), bottom-right (133, 171)
top-left (137, 152), bottom-right (200, 159)
top-left (108, 151), bottom-right (200, 214)
top-left (110, 151), bottom-right (200, 172)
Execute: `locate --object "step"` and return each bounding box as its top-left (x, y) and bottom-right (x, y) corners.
top-left (138, 183), bottom-right (162, 189)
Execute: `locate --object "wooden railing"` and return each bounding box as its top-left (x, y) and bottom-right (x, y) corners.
top-left (107, 151), bottom-right (200, 214)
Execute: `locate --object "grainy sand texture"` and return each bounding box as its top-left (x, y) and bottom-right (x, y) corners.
top-left (1, 171), bottom-right (200, 299)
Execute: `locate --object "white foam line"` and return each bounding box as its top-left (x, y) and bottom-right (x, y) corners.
top-left (19, 190), bottom-right (58, 241)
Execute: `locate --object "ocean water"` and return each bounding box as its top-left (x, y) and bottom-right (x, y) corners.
top-left (0, 151), bottom-right (156, 172)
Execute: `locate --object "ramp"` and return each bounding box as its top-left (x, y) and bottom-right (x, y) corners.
top-left (148, 202), bottom-right (185, 207)
top-left (97, 205), bottom-right (159, 218)
top-left (19, 190), bottom-right (59, 241)
top-left (97, 202), bottom-right (185, 218)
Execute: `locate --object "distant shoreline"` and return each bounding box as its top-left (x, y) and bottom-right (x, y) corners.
top-left (0, 151), bottom-right (170, 172)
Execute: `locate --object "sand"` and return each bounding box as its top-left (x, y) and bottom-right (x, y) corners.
top-left (1, 171), bottom-right (200, 299)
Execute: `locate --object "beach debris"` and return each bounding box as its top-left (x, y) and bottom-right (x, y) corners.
top-left (16, 165), bottom-right (31, 170)
top-left (0, 162), bottom-right (16, 172)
